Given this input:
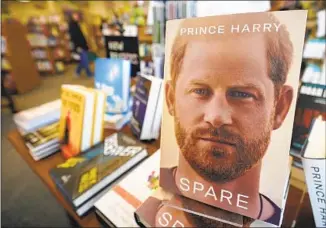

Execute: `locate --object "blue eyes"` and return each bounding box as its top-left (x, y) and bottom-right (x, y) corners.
top-left (192, 88), bottom-right (255, 100)
top-left (193, 88), bottom-right (211, 96)
top-left (228, 91), bottom-right (254, 98)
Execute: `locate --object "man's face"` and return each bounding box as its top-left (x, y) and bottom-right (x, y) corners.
top-left (171, 35), bottom-right (277, 182)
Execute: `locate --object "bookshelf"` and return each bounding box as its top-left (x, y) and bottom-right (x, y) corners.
top-left (1, 18), bottom-right (41, 94)
top-left (289, 2), bottom-right (326, 169)
top-left (26, 16), bottom-right (68, 75)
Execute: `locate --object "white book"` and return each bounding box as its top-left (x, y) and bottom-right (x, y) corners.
top-left (95, 150), bottom-right (161, 227)
top-left (303, 39), bottom-right (326, 60)
top-left (13, 99), bottom-right (61, 132)
top-left (317, 10), bottom-right (326, 38)
top-left (301, 117), bottom-right (326, 228)
top-left (130, 75), bottom-right (163, 140)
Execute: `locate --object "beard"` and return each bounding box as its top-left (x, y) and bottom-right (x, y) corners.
top-left (174, 115), bottom-right (273, 183)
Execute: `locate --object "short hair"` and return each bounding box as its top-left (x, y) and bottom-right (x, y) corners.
top-left (170, 12), bottom-right (293, 97)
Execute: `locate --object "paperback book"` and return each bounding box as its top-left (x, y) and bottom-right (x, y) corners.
top-left (13, 99), bottom-right (61, 133)
top-left (22, 121), bottom-right (60, 161)
top-left (160, 10), bottom-right (307, 226)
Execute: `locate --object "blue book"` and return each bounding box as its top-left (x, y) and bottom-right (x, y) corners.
top-left (94, 58), bottom-right (131, 114)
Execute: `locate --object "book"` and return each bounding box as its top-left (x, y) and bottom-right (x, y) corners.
top-left (135, 158), bottom-right (292, 227)
top-left (104, 111), bottom-right (132, 130)
top-left (160, 10), bottom-right (307, 226)
top-left (303, 38), bottom-right (326, 60)
top-left (95, 150), bottom-right (160, 227)
top-left (94, 58), bottom-right (131, 114)
top-left (59, 85), bottom-right (105, 158)
top-left (104, 96), bottom-right (133, 130)
top-left (134, 187), bottom-right (282, 227)
top-left (130, 74), bottom-right (163, 140)
top-left (301, 117), bottom-right (326, 227)
top-left (22, 121), bottom-right (60, 160)
top-left (49, 132), bottom-right (148, 208)
top-left (13, 99), bottom-right (61, 133)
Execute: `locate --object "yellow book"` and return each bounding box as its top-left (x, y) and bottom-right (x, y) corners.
top-left (59, 85), bottom-right (96, 158)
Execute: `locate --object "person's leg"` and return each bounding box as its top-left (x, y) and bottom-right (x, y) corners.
top-left (81, 50), bottom-right (93, 77)
top-left (75, 62), bottom-right (82, 77)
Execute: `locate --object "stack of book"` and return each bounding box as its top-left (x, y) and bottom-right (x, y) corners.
top-left (13, 99), bottom-right (61, 133)
top-left (22, 121), bottom-right (60, 161)
top-left (95, 150), bottom-right (161, 227)
top-left (13, 100), bottom-right (61, 160)
top-left (134, 10), bottom-right (307, 227)
top-left (49, 132), bottom-right (148, 216)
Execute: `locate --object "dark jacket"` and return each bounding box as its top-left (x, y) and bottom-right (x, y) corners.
top-left (68, 19), bottom-right (88, 51)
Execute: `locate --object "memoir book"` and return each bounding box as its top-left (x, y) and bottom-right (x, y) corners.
top-left (50, 132), bottom-right (148, 208)
top-left (301, 117), bottom-right (326, 227)
top-left (159, 10), bottom-right (307, 226)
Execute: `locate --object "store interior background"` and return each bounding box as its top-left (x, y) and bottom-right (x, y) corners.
top-left (1, 0), bottom-right (325, 227)
top-left (2, 1), bottom-right (141, 227)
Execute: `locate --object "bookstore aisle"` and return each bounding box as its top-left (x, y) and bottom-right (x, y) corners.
top-left (1, 64), bottom-right (91, 227)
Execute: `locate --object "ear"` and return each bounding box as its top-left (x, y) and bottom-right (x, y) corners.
top-left (165, 80), bottom-right (175, 116)
top-left (273, 85), bottom-right (293, 130)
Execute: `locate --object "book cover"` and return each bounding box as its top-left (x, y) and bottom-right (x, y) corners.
top-left (135, 187), bottom-right (276, 227)
top-left (59, 86), bottom-right (88, 158)
top-left (23, 121), bottom-right (59, 152)
top-left (95, 150), bottom-right (160, 227)
top-left (130, 76), bottom-right (152, 138)
top-left (301, 117), bottom-right (326, 227)
top-left (160, 10), bottom-right (307, 226)
top-left (94, 58), bottom-right (131, 114)
top-left (13, 99), bottom-right (61, 132)
top-left (50, 132), bottom-right (148, 208)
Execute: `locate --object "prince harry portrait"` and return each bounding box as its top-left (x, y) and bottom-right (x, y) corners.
top-left (159, 10), bottom-right (307, 226)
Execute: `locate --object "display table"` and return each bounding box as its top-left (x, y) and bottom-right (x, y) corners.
top-left (7, 126), bottom-right (313, 228)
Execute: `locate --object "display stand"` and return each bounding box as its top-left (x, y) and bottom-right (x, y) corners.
top-left (1, 18), bottom-right (41, 94)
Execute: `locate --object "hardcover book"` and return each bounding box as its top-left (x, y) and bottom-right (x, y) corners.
top-left (94, 58), bottom-right (131, 114)
top-left (135, 187), bottom-right (280, 227)
top-left (50, 132), bottom-right (148, 208)
top-left (59, 85), bottom-right (105, 158)
top-left (130, 74), bottom-right (163, 140)
top-left (160, 10), bottom-right (307, 226)
top-left (95, 150), bottom-right (160, 227)
top-left (301, 117), bottom-right (326, 227)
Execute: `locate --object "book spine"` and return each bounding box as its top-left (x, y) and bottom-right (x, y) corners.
top-left (302, 157), bottom-right (326, 227)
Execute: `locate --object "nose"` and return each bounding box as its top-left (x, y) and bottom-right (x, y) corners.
top-left (203, 92), bottom-right (232, 128)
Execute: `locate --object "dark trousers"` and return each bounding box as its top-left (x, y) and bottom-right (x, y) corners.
top-left (75, 50), bottom-right (92, 77)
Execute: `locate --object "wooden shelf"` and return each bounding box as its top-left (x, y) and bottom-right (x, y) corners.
top-left (2, 19), bottom-right (41, 94)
